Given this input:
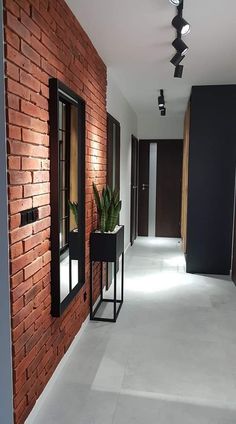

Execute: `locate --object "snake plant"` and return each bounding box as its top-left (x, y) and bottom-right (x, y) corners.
top-left (93, 183), bottom-right (122, 233)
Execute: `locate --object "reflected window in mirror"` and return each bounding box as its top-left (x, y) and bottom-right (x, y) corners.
top-left (50, 79), bottom-right (85, 317)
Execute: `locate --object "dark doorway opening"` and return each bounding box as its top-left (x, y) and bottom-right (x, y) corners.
top-left (138, 139), bottom-right (183, 238)
top-left (107, 113), bottom-right (120, 191)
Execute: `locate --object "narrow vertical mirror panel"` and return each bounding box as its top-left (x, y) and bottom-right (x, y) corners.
top-left (69, 105), bottom-right (79, 292)
top-left (50, 79), bottom-right (85, 317)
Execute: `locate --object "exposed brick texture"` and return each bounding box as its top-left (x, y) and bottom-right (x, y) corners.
top-left (4, 0), bottom-right (107, 422)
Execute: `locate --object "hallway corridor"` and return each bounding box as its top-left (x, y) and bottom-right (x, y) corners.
top-left (27, 238), bottom-right (236, 423)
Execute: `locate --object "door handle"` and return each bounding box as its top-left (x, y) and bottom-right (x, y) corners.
top-left (142, 184), bottom-right (149, 191)
top-left (132, 185), bottom-right (138, 189)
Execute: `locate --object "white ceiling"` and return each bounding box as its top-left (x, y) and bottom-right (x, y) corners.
top-left (66, 0), bottom-right (236, 118)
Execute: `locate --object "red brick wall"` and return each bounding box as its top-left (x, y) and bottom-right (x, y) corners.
top-left (3, 0), bottom-right (107, 422)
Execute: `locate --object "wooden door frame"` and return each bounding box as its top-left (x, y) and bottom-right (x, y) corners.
top-left (138, 139), bottom-right (183, 238)
top-left (130, 135), bottom-right (139, 245)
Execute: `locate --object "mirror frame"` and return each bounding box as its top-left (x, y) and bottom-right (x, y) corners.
top-left (49, 78), bottom-right (85, 317)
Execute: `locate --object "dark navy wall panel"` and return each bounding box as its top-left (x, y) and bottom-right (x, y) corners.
top-left (186, 85), bottom-right (236, 274)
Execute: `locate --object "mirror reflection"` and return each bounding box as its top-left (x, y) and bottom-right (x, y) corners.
top-left (59, 101), bottom-right (80, 302)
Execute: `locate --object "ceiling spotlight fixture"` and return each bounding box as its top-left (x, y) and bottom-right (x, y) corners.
top-left (158, 89), bottom-right (165, 108)
top-left (169, 0), bottom-right (183, 5)
top-left (158, 90), bottom-right (166, 116)
top-left (174, 64), bottom-right (184, 78)
top-left (172, 37), bottom-right (188, 56)
top-left (161, 108), bottom-right (166, 116)
top-left (170, 52), bottom-right (184, 67)
top-left (172, 15), bottom-right (190, 36)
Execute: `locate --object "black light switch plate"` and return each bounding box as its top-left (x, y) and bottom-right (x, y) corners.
top-left (33, 208), bottom-right (39, 221)
top-left (21, 211), bottom-right (28, 227)
top-left (21, 208), bottom-right (39, 227)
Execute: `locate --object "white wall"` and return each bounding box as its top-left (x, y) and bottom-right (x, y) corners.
top-left (0, 1), bottom-right (13, 422)
top-left (138, 111), bottom-right (184, 140)
top-left (107, 71), bottom-right (138, 249)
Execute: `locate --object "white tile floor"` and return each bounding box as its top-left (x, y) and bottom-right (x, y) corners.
top-left (27, 238), bottom-right (236, 423)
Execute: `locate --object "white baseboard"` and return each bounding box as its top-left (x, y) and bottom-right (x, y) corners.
top-left (25, 314), bottom-right (90, 423)
top-left (125, 242), bottom-right (131, 254)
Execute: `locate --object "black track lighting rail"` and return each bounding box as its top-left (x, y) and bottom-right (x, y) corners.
top-left (169, 0), bottom-right (190, 78)
top-left (177, 0), bottom-right (183, 16)
top-left (155, 1), bottom-right (190, 118)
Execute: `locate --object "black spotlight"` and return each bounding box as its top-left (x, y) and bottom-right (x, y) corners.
top-left (170, 52), bottom-right (184, 67)
top-left (161, 108), bottom-right (166, 116)
top-left (158, 89), bottom-right (165, 108)
top-left (174, 64), bottom-right (184, 78)
top-left (169, 0), bottom-right (183, 5)
top-left (172, 15), bottom-right (190, 36)
top-left (172, 38), bottom-right (188, 56)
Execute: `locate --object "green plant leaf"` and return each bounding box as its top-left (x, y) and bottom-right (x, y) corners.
top-left (100, 208), bottom-right (106, 233)
top-left (107, 186), bottom-right (112, 204)
top-left (104, 190), bottom-right (110, 211)
top-left (113, 189), bottom-right (120, 206)
top-left (100, 195), bottom-right (104, 211)
top-left (68, 200), bottom-right (79, 227)
top-left (106, 203), bottom-right (114, 232)
top-left (93, 183), bottom-right (101, 212)
top-left (116, 200), bottom-right (122, 213)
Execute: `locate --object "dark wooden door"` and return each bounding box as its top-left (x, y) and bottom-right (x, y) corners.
top-left (130, 135), bottom-right (139, 245)
top-left (156, 140), bottom-right (183, 237)
top-left (138, 141), bottom-right (150, 236)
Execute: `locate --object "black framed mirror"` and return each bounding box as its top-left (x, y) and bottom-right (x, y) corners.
top-left (49, 79), bottom-right (85, 317)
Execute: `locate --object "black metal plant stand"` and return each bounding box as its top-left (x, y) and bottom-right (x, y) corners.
top-left (90, 225), bottom-right (124, 322)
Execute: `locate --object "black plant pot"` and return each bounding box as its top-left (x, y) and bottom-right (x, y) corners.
top-left (69, 230), bottom-right (80, 260)
top-left (90, 225), bottom-right (124, 263)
